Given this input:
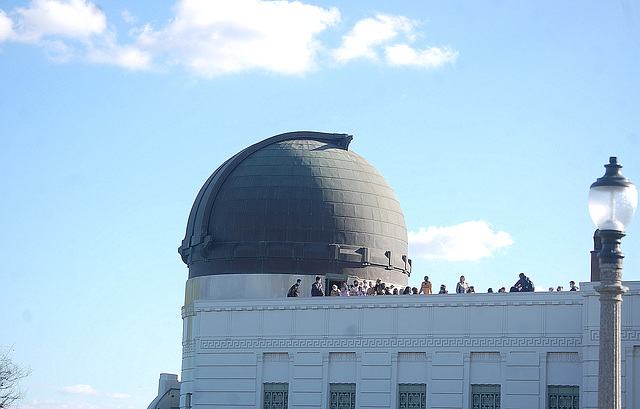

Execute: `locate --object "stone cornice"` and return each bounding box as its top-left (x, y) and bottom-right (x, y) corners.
top-left (192, 295), bottom-right (584, 313)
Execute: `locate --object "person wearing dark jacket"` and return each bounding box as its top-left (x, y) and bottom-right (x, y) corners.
top-left (311, 276), bottom-right (324, 296)
top-left (569, 281), bottom-right (579, 291)
top-left (514, 273), bottom-right (534, 292)
top-left (374, 279), bottom-right (385, 295)
top-left (288, 279), bottom-right (301, 297)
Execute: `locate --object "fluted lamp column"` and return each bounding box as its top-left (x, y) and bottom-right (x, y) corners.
top-left (588, 157), bottom-right (637, 409)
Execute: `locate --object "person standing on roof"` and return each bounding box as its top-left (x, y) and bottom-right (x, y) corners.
top-left (456, 275), bottom-right (469, 294)
top-left (287, 279), bottom-right (301, 297)
top-left (419, 276), bottom-right (432, 294)
top-left (514, 273), bottom-right (534, 292)
top-left (311, 276), bottom-right (324, 296)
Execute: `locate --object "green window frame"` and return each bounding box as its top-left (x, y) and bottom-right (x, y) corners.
top-left (471, 384), bottom-right (501, 409)
top-left (329, 383), bottom-right (356, 409)
top-left (264, 382), bottom-right (288, 409)
top-left (398, 383), bottom-right (426, 409)
top-left (548, 385), bottom-right (579, 409)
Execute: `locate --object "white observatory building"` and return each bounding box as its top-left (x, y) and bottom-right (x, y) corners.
top-left (148, 132), bottom-right (640, 409)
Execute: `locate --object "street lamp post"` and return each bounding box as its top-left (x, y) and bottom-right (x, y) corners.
top-left (588, 157), bottom-right (637, 409)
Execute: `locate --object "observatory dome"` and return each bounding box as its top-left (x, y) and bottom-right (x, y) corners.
top-left (179, 131), bottom-right (410, 289)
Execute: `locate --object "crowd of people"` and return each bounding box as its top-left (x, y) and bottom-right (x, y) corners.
top-left (548, 281), bottom-right (580, 292)
top-left (287, 274), bottom-right (580, 297)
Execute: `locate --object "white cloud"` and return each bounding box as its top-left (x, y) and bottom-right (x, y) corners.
top-left (131, 0), bottom-right (340, 76)
top-left (59, 384), bottom-right (100, 396)
top-left (121, 10), bottom-right (136, 24)
top-left (332, 13), bottom-right (457, 69)
top-left (0, 10), bottom-right (15, 41)
top-left (385, 43), bottom-right (458, 68)
top-left (87, 43), bottom-right (153, 70)
top-left (13, 0), bottom-right (106, 42)
top-left (39, 38), bottom-right (74, 61)
top-left (0, 0), bottom-right (458, 76)
top-left (408, 221), bottom-right (513, 261)
top-left (332, 14), bottom-right (414, 62)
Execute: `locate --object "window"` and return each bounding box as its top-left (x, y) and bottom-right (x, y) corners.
top-left (471, 384), bottom-right (501, 409)
top-left (548, 385), bottom-right (579, 409)
top-left (398, 383), bottom-right (426, 409)
top-left (330, 383), bottom-right (356, 409)
top-left (264, 383), bottom-right (288, 409)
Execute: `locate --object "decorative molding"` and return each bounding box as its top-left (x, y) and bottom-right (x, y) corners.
top-left (329, 352), bottom-right (357, 362)
top-left (263, 353), bottom-right (289, 362)
top-left (199, 336), bottom-right (582, 351)
top-left (182, 305), bottom-right (195, 318)
top-left (398, 352), bottom-right (428, 362)
top-left (464, 306), bottom-right (470, 337)
top-left (590, 329), bottom-right (640, 342)
top-left (502, 305), bottom-right (508, 337)
top-left (624, 330), bottom-right (640, 341)
top-left (194, 298), bottom-right (584, 313)
top-left (470, 352), bottom-right (501, 363)
top-left (183, 340), bottom-right (196, 357)
top-left (546, 352), bottom-right (581, 363)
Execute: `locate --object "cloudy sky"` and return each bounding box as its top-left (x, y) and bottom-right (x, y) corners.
top-left (1, 0), bottom-right (639, 408)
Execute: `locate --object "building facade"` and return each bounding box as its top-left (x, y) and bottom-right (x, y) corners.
top-left (167, 281), bottom-right (640, 409)
top-left (148, 131), bottom-right (640, 409)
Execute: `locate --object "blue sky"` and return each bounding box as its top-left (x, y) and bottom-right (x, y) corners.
top-left (1, 0), bottom-right (639, 408)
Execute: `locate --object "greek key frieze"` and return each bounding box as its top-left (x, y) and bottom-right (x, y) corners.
top-left (199, 336), bottom-right (582, 351)
top-left (590, 329), bottom-right (640, 342)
